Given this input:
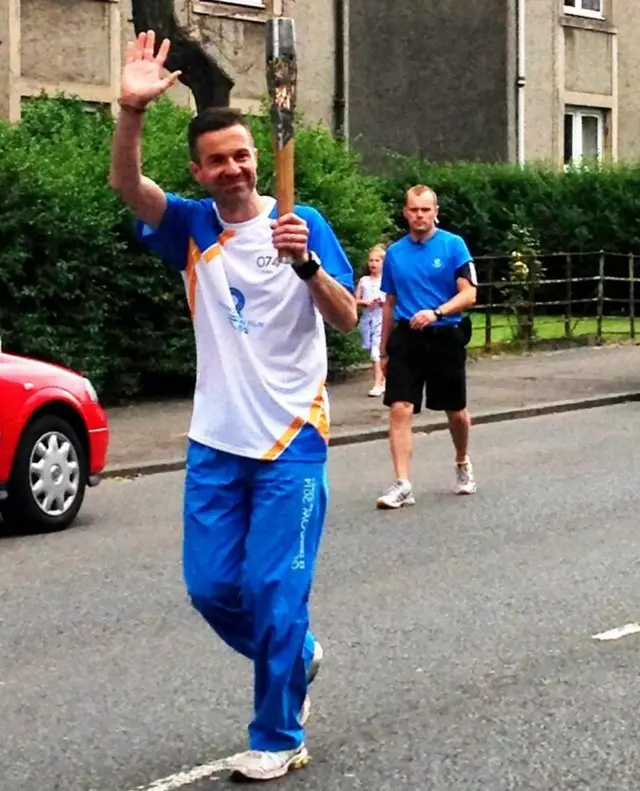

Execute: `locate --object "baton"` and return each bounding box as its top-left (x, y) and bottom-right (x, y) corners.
top-left (266, 16), bottom-right (297, 264)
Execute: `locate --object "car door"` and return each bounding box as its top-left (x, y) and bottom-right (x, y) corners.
top-left (0, 353), bottom-right (31, 485)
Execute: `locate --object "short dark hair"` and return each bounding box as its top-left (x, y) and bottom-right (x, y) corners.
top-left (187, 107), bottom-right (252, 161)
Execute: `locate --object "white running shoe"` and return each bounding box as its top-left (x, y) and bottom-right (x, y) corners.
top-left (455, 458), bottom-right (477, 495)
top-left (231, 642), bottom-right (321, 781)
top-left (300, 640), bottom-right (323, 726)
top-left (376, 480), bottom-right (415, 509)
top-left (230, 745), bottom-right (310, 782)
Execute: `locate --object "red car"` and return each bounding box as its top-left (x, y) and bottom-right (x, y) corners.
top-left (0, 348), bottom-right (109, 533)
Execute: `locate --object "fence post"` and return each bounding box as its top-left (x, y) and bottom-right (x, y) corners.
top-left (485, 258), bottom-right (494, 349)
top-left (596, 251), bottom-right (605, 343)
top-left (630, 252), bottom-right (636, 340)
top-left (565, 254), bottom-right (572, 338)
top-left (527, 254), bottom-right (535, 350)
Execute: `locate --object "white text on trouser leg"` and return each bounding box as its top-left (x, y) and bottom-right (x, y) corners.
top-left (292, 478), bottom-right (316, 571)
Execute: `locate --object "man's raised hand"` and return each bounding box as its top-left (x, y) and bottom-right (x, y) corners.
top-left (120, 31), bottom-right (181, 110)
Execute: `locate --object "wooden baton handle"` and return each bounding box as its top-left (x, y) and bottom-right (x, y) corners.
top-left (274, 138), bottom-right (295, 217)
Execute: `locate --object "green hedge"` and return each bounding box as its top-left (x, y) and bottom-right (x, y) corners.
top-left (0, 97), bottom-right (389, 400)
top-left (379, 153), bottom-right (640, 256)
top-left (3, 96), bottom-right (640, 402)
top-left (379, 154), bottom-right (640, 316)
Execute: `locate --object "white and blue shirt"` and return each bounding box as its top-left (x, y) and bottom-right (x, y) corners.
top-left (136, 193), bottom-right (354, 462)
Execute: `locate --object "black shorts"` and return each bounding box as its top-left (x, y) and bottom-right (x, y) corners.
top-left (383, 321), bottom-right (467, 414)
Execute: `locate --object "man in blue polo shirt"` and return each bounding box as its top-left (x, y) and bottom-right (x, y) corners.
top-left (376, 184), bottom-right (478, 509)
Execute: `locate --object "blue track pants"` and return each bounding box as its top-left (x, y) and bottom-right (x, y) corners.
top-left (182, 439), bottom-right (329, 752)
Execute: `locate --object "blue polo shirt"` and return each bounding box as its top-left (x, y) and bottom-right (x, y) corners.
top-left (381, 229), bottom-right (476, 326)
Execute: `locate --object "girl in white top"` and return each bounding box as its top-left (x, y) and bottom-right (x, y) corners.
top-left (356, 244), bottom-right (387, 397)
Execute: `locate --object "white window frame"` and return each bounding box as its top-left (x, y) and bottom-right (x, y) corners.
top-left (563, 0), bottom-right (604, 20)
top-left (564, 107), bottom-right (605, 168)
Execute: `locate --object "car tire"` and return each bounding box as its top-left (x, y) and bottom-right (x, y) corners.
top-left (2, 414), bottom-right (88, 534)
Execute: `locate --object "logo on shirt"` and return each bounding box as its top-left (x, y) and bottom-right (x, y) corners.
top-left (225, 287), bottom-right (249, 334)
top-left (433, 258), bottom-right (443, 269)
top-left (222, 287), bottom-right (265, 334)
top-left (230, 287), bottom-right (245, 313)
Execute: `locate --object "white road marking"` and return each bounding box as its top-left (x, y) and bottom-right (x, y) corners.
top-left (123, 754), bottom-right (240, 791)
top-left (592, 623), bottom-right (640, 642)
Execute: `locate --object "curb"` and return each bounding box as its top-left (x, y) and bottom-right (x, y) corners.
top-left (102, 391), bottom-right (640, 481)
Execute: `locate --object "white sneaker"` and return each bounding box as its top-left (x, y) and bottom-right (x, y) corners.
top-left (230, 745), bottom-right (310, 782)
top-left (300, 640), bottom-right (323, 726)
top-left (376, 480), bottom-right (415, 509)
top-left (455, 458), bottom-right (477, 495)
top-left (308, 640), bottom-right (323, 683)
top-left (368, 384), bottom-right (384, 397)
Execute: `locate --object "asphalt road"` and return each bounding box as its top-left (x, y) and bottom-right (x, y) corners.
top-left (3, 404), bottom-right (640, 791)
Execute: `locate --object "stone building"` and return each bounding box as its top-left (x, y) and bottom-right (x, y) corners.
top-left (347, 0), bottom-right (640, 167)
top-left (0, 0), bottom-right (339, 130)
top-left (1, 0), bottom-right (638, 168)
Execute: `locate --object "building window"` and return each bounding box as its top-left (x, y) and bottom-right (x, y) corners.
top-left (199, 0), bottom-right (264, 7)
top-left (564, 107), bottom-right (605, 166)
top-left (563, 0), bottom-right (604, 19)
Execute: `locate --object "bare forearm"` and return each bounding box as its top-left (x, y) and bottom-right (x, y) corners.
top-left (109, 106), bottom-right (166, 227)
top-left (109, 108), bottom-right (145, 194)
top-left (307, 268), bottom-right (358, 333)
top-left (439, 287), bottom-right (477, 316)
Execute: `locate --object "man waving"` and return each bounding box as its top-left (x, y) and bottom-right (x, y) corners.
top-left (110, 31), bottom-right (357, 782)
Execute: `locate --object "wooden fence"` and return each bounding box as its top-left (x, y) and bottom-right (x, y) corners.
top-left (468, 250), bottom-right (640, 350)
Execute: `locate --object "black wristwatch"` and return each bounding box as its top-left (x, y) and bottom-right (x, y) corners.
top-left (434, 308), bottom-right (444, 321)
top-left (292, 251), bottom-right (321, 281)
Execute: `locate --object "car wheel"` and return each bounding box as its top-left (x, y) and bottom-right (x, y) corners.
top-left (2, 414), bottom-right (88, 533)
